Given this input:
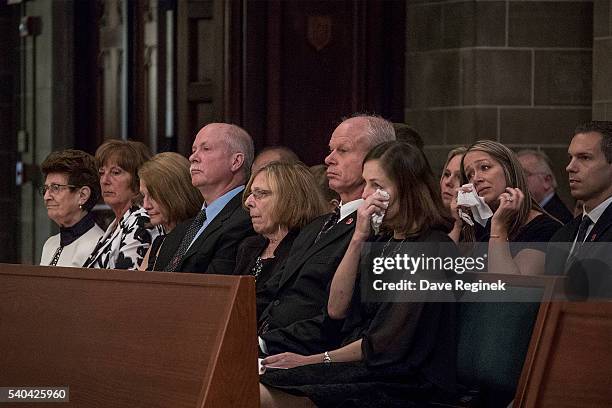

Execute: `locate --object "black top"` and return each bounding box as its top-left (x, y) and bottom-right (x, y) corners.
top-left (152, 193), bottom-right (255, 274)
top-left (475, 213), bottom-right (562, 256)
top-left (145, 234), bottom-right (167, 271)
top-left (258, 211), bottom-right (358, 356)
top-left (260, 228), bottom-right (457, 407)
top-left (233, 230), bottom-right (299, 318)
top-left (59, 212), bottom-right (97, 247)
top-left (543, 192), bottom-right (574, 225)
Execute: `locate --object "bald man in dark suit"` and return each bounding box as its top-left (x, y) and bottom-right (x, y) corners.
top-left (153, 123), bottom-right (255, 274)
top-left (258, 115), bottom-right (396, 356)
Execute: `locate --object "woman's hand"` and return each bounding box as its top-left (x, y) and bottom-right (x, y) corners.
top-left (353, 191), bottom-right (389, 242)
top-left (450, 191), bottom-right (473, 224)
top-left (450, 186), bottom-right (475, 225)
top-left (262, 352), bottom-right (316, 369)
top-left (491, 187), bottom-right (524, 235)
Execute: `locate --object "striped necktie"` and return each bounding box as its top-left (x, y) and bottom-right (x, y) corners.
top-left (314, 206), bottom-right (341, 243)
top-left (166, 210), bottom-right (207, 272)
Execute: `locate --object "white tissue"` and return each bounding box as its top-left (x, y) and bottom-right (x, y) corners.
top-left (371, 189), bottom-right (390, 234)
top-left (456, 184), bottom-right (493, 227)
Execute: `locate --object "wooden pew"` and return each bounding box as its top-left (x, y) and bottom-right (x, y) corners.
top-left (0, 264), bottom-right (259, 407)
top-left (515, 299), bottom-right (612, 407)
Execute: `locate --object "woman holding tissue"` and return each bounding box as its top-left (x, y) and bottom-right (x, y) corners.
top-left (460, 140), bottom-right (561, 275)
top-left (259, 141), bottom-right (457, 408)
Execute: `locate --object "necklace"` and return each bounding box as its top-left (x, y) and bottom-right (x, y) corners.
top-left (49, 246), bottom-right (64, 266)
top-left (251, 256), bottom-right (263, 279)
top-left (380, 236), bottom-right (408, 258)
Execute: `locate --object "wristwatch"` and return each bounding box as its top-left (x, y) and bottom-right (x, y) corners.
top-left (323, 351), bottom-right (332, 364)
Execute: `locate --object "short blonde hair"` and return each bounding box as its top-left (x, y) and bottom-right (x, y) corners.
top-left (244, 162), bottom-right (328, 230)
top-left (139, 152), bottom-right (204, 226)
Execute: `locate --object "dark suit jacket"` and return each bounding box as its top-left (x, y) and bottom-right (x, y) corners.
top-left (153, 193), bottom-right (255, 274)
top-left (543, 192), bottom-right (573, 225)
top-left (259, 211), bottom-right (357, 356)
top-left (233, 230), bottom-right (299, 318)
top-left (546, 202), bottom-right (612, 298)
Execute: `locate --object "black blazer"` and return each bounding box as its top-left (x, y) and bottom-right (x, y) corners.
top-left (259, 211), bottom-right (358, 356)
top-left (546, 201), bottom-right (612, 298)
top-left (543, 192), bottom-right (574, 225)
top-left (234, 230), bottom-right (299, 318)
top-left (153, 193), bottom-right (255, 274)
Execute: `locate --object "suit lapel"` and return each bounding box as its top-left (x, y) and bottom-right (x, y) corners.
top-left (586, 203), bottom-right (612, 242)
top-left (180, 193), bottom-right (242, 264)
top-left (278, 211), bottom-right (356, 289)
top-left (564, 216), bottom-right (581, 242)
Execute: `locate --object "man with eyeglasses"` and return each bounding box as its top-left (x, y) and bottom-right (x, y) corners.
top-left (518, 149), bottom-right (573, 224)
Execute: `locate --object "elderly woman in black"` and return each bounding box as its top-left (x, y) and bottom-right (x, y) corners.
top-left (259, 141), bottom-right (457, 407)
top-left (235, 161), bottom-right (328, 318)
top-left (40, 149), bottom-right (104, 267)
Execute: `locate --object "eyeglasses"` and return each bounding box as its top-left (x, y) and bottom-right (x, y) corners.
top-left (524, 171), bottom-right (548, 178)
top-left (39, 183), bottom-right (77, 196)
top-left (250, 189), bottom-right (273, 200)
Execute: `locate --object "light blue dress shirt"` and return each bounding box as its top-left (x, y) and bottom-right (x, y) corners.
top-left (187, 185), bottom-right (245, 251)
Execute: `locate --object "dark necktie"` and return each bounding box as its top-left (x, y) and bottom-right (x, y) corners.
top-left (315, 206), bottom-right (340, 243)
top-left (166, 209), bottom-right (207, 272)
top-left (566, 215), bottom-right (593, 265)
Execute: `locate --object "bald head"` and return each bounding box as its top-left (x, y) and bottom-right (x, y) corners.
top-left (252, 146), bottom-right (300, 174)
top-left (189, 123), bottom-right (254, 203)
top-left (324, 114), bottom-right (395, 202)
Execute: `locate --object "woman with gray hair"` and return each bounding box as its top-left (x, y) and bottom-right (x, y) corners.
top-left (40, 149), bottom-right (104, 267)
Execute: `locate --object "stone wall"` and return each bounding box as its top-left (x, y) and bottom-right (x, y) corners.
top-left (593, 0), bottom-right (612, 120)
top-left (406, 0), bottom-right (594, 204)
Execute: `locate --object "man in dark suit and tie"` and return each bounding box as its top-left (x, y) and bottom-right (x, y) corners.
top-left (518, 149), bottom-right (574, 224)
top-left (257, 114), bottom-right (396, 357)
top-left (153, 123), bottom-right (255, 274)
top-left (547, 122), bottom-right (612, 296)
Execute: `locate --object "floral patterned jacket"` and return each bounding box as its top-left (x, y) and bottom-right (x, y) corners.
top-left (83, 206), bottom-right (161, 270)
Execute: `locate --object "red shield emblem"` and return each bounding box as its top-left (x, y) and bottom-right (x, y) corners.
top-left (307, 15), bottom-right (332, 51)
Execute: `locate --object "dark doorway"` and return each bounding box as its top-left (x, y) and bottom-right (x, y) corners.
top-left (242, 0), bottom-right (405, 164)
top-left (0, 2), bottom-right (21, 262)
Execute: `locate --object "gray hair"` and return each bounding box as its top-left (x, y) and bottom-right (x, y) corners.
top-left (517, 149), bottom-right (557, 189)
top-left (224, 124), bottom-right (255, 181)
top-left (343, 113), bottom-right (396, 149)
